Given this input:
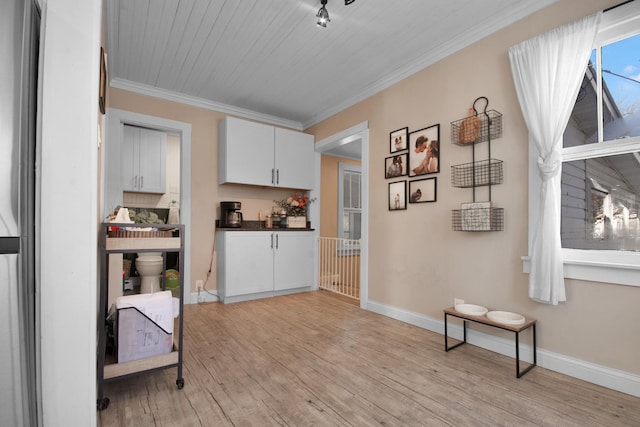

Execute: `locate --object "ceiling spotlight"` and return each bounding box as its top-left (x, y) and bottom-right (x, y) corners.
top-left (345, 0), bottom-right (355, 4)
top-left (316, 0), bottom-right (330, 28)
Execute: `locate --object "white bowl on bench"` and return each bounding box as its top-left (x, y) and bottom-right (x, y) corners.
top-left (486, 311), bottom-right (525, 325)
top-left (454, 304), bottom-right (488, 316)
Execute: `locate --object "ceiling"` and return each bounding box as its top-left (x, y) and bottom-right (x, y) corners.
top-left (106, 0), bottom-right (557, 130)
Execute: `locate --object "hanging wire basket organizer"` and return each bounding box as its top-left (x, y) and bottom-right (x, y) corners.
top-left (451, 207), bottom-right (504, 232)
top-left (450, 96), bottom-right (504, 232)
top-left (451, 158), bottom-right (503, 188)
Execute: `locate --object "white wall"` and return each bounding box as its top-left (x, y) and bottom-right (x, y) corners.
top-left (39, 0), bottom-right (101, 425)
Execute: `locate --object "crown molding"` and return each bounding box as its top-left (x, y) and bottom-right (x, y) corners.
top-left (109, 78), bottom-right (305, 131)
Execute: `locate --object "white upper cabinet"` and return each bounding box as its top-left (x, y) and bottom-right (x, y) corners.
top-left (218, 117), bottom-right (274, 186)
top-left (122, 125), bottom-right (167, 194)
top-left (274, 127), bottom-right (315, 190)
top-left (218, 116), bottom-right (315, 189)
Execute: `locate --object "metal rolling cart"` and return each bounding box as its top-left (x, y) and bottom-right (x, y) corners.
top-left (97, 222), bottom-right (185, 411)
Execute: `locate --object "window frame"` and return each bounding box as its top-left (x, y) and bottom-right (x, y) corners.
top-left (337, 162), bottom-right (362, 255)
top-left (524, 2), bottom-right (640, 287)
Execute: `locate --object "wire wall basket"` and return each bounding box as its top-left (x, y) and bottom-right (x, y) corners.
top-left (451, 207), bottom-right (504, 232)
top-left (451, 109), bottom-right (502, 146)
top-left (451, 158), bottom-right (503, 188)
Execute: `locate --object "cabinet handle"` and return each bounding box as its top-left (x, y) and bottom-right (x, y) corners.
top-left (271, 233), bottom-right (274, 249)
top-left (271, 168), bottom-right (275, 185)
top-left (276, 169), bottom-right (280, 185)
top-left (140, 176), bottom-right (144, 188)
top-left (276, 234), bottom-right (279, 249)
top-left (134, 175), bottom-right (138, 189)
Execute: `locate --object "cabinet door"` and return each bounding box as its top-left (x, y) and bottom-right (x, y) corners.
top-left (121, 125), bottom-right (166, 194)
top-left (223, 232), bottom-right (274, 297)
top-left (137, 127), bottom-right (167, 194)
top-left (274, 127), bottom-right (315, 190)
top-left (122, 125), bottom-right (139, 191)
top-left (219, 116), bottom-right (274, 186)
top-left (274, 232), bottom-right (314, 291)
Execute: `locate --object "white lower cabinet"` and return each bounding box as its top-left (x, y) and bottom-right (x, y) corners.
top-left (217, 231), bottom-right (314, 303)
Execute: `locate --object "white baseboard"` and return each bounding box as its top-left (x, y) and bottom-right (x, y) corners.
top-left (366, 299), bottom-right (640, 398)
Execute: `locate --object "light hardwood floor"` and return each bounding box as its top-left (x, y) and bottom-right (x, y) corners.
top-left (99, 291), bottom-right (639, 426)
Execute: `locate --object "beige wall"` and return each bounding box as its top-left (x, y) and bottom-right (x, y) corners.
top-left (308, 0), bottom-right (639, 375)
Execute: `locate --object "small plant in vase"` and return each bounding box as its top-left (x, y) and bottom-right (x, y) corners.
top-left (274, 192), bottom-right (315, 228)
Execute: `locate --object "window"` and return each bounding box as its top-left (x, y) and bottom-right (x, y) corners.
top-left (338, 162), bottom-right (361, 254)
top-left (556, 2), bottom-right (640, 285)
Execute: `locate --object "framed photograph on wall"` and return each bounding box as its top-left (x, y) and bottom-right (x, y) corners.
top-left (409, 177), bottom-right (437, 203)
top-left (385, 153), bottom-right (408, 179)
top-left (388, 180), bottom-right (407, 211)
top-left (409, 124), bottom-right (440, 177)
top-left (461, 201), bottom-right (492, 231)
top-left (390, 127), bottom-right (408, 153)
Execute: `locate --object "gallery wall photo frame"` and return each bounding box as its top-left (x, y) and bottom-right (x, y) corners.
top-left (385, 153), bottom-right (408, 179)
top-left (408, 124), bottom-right (440, 177)
top-left (409, 177), bottom-right (437, 203)
top-left (388, 180), bottom-right (407, 211)
top-left (390, 127), bottom-right (408, 153)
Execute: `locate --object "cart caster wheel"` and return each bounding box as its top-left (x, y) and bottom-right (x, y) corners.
top-left (176, 378), bottom-right (184, 389)
top-left (97, 397), bottom-right (110, 411)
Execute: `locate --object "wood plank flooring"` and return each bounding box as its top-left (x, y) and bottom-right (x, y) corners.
top-left (99, 291), bottom-right (640, 426)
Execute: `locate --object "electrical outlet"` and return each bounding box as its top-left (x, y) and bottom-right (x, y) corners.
top-left (196, 280), bottom-right (203, 292)
top-left (454, 298), bottom-right (464, 307)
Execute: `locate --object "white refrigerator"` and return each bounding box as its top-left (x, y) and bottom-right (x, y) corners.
top-left (0, 0), bottom-right (40, 425)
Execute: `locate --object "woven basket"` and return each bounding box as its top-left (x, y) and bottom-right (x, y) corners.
top-left (107, 229), bottom-right (173, 238)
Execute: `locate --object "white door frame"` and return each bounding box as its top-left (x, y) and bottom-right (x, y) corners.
top-left (103, 108), bottom-right (192, 303)
top-left (311, 121), bottom-right (369, 308)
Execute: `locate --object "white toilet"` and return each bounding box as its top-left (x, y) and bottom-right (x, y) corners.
top-left (136, 252), bottom-right (164, 293)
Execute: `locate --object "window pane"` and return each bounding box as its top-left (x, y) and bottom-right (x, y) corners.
top-left (564, 51), bottom-right (599, 148)
top-left (561, 153), bottom-right (640, 251)
top-left (602, 33), bottom-right (640, 141)
top-left (343, 173), bottom-right (351, 208)
top-left (342, 211), bottom-right (361, 240)
top-left (342, 170), bottom-right (361, 209)
top-left (351, 173), bottom-right (361, 208)
top-left (342, 212), bottom-right (350, 238)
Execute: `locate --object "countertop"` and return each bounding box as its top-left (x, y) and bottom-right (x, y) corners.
top-left (216, 220), bottom-right (314, 232)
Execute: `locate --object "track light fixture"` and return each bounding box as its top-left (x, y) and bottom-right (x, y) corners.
top-left (316, 0), bottom-right (355, 27)
top-left (316, 0), bottom-right (330, 28)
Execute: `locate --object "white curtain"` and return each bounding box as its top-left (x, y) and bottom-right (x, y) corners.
top-left (508, 12), bottom-right (602, 305)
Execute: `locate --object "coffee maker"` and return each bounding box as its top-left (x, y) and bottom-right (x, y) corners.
top-left (220, 201), bottom-right (243, 228)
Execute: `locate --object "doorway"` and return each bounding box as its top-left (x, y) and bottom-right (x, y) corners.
top-left (313, 121), bottom-right (369, 308)
top-left (103, 109), bottom-right (192, 302)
